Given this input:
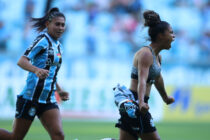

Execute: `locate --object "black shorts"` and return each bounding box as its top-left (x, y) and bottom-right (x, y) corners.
top-left (115, 90), bottom-right (156, 139)
top-left (116, 111), bottom-right (156, 139)
top-left (15, 96), bottom-right (59, 121)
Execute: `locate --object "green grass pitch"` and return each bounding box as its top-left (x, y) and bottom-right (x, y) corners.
top-left (0, 119), bottom-right (209, 140)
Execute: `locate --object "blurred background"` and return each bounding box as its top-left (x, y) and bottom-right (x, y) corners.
top-left (0, 0), bottom-right (210, 139)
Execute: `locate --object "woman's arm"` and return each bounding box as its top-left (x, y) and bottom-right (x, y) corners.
top-left (56, 83), bottom-right (69, 101)
top-left (17, 56), bottom-right (49, 79)
top-left (154, 74), bottom-right (174, 105)
top-left (137, 49), bottom-right (153, 113)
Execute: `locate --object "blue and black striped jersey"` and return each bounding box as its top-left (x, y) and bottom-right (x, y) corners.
top-left (19, 32), bottom-right (63, 103)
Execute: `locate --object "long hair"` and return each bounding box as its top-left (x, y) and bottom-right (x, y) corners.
top-left (30, 7), bottom-right (65, 32)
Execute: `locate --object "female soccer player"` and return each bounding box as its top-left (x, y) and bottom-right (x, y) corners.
top-left (113, 10), bottom-right (175, 140)
top-left (0, 7), bottom-right (69, 140)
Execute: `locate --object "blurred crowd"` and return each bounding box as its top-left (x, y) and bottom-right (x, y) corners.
top-left (0, 0), bottom-right (209, 68)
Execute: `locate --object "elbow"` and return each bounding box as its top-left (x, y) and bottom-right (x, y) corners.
top-left (17, 60), bottom-right (21, 67)
top-left (17, 56), bottom-right (26, 67)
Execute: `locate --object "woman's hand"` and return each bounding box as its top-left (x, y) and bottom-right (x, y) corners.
top-left (35, 68), bottom-right (49, 79)
top-left (58, 91), bottom-right (69, 101)
top-left (163, 96), bottom-right (175, 105)
top-left (139, 102), bottom-right (149, 114)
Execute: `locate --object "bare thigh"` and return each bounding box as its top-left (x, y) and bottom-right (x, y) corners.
top-left (119, 129), bottom-right (137, 140)
top-left (12, 118), bottom-right (33, 140)
top-left (39, 108), bottom-right (64, 139)
top-left (140, 131), bottom-right (160, 140)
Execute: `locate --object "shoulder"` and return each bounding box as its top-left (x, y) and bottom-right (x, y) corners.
top-left (136, 46), bottom-right (153, 66)
top-left (34, 34), bottom-right (50, 48)
top-left (138, 46), bottom-right (153, 59)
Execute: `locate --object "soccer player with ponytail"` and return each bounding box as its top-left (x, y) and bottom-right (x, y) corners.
top-left (0, 7), bottom-right (69, 140)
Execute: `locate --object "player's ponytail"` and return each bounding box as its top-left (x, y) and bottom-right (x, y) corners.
top-left (31, 7), bottom-right (65, 32)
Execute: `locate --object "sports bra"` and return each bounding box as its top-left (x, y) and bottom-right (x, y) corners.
top-left (131, 46), bottom-right (161, 84)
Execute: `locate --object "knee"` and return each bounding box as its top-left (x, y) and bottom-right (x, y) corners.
top-left (53, 130), bottom-right (65, 140)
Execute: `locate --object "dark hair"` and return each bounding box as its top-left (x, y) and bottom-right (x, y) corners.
top-left (31, 7), bottom-right (65, 32)
top-left (143, 10), bottom-right (170, 42)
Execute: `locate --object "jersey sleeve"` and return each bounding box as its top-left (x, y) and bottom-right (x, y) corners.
top-left (23, 36), bottom-right (48, 60)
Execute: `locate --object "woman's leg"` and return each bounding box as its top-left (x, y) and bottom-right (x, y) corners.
top-left (39, 108), bottom-right (64, 140)
top-left (0, 118), bottom-right (32, 140)
top-left (140, 131), bottom-right (160, 140)
top-left (0, 128), bottom-right (12, 140)
top-left (12, 118), bottom-right (33, 140)
top-left (119, 129), bottom-right (138, 140)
